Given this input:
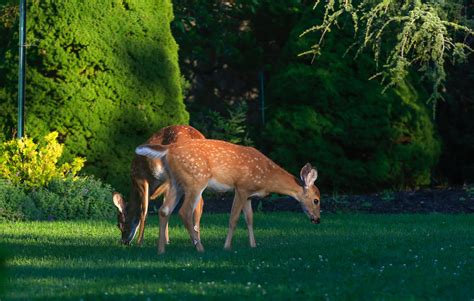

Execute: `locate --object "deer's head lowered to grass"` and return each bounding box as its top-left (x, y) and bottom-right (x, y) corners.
top-left (135, 139), bottom-right (321, 253)
top-left (298, 163), bottom-right (321, 224)
top-left (112, 192), bottom-right (139, 244)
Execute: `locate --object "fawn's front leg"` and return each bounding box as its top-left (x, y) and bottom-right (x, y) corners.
top-left (193, 196), bottom-right (204, 241)
top-left (224, 189), bottom-right (249, 250)
top-left (243, 200), bottom-right (256, 248)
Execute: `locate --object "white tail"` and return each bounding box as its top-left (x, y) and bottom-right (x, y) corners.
top-left (135, 145), bottom-right (168, 159)
top-left (136, 139), bottom-right (321, 253)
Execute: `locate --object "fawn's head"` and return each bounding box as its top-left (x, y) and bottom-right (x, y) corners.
top-left (112, 192), bottom-right (140, 245)
top-left (297, 163), bottom-right (321, 224)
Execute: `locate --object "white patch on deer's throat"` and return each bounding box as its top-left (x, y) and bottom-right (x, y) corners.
top-left (161, 206), bottom-right (170, 217)
top-left (207, 178), bottom-right (232, 192)
top-left (151, 165), bottom-right (165, 180)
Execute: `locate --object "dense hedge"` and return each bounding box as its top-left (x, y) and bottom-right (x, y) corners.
top-left (0, 177), bottom-right (114, 221)
top-left (262, 11), bottom-right (441, 193)
top-left (0, 0), bottom-right (188, 192)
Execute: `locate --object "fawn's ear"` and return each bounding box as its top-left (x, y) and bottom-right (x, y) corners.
top-left (112, 192), bottom-right (126, 213)
top-left (300, 163), bottom-right (318, 188)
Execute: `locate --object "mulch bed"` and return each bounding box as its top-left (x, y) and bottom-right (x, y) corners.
top-left (260, 187), bottom-right (474, 214)
top-left (153, 186), bottom-right (474, 214)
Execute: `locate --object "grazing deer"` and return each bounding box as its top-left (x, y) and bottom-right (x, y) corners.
top-left (135, 139), bottom-right (321, 254)
top-left (112, 125), bottom-right (205, 245)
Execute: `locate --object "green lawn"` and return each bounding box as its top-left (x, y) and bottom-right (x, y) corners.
top-left (1, 213), bottom-right (473, 300)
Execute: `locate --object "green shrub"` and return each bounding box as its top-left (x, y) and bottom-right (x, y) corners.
top-left (0, 132), bottom-right (85, 189)
top-left (31, 176), bottom-right (114, 220)
top-left (263, 11), bottom-right (441, 193)
top-left (0, 0), bottom-right (188, 192)
top-left (0, 176), bottom-right (113, 221)
top-left (0, 179), bottom-right (39, 221)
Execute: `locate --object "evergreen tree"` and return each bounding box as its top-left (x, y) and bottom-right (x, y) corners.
top-left (0, 0), bottom-right (188, 191)
top-left (264, 10), bottom-right (441, 193)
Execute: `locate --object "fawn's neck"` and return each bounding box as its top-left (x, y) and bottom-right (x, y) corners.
top-left (267, 167), bottom-right (303, 199)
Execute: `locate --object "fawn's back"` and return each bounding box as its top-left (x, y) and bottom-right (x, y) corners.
top-left (166, 139), bottom-right (281, 193)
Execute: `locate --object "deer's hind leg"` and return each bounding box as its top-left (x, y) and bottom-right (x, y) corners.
top-left (150, 181), bottom-right (171, 244)
top-left (157, 183), bottom-right (181, 254)
top-left (179, 188), bottom-right (206, 252)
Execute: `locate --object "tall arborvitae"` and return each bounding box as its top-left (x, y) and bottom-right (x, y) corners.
top-left (0, 0), bottom-right (189, 191)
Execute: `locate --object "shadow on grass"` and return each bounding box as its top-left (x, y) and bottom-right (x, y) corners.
top-left (2, 214), bottom-right (474, 300)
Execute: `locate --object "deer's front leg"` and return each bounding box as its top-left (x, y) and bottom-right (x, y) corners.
top-left (224, 190), bottom-right (248, 250)
top-left (136, 180), bottom-right (149, 246)
top-left (243, 200), bottom-right (256, 248)
top-left (179, 192), bottom-right (204, 252)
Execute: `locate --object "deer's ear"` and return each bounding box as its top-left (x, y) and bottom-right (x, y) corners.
top-left (300, 163), bottom-right (318, 188)
top-left (112, 192), bottom-right (126, 213)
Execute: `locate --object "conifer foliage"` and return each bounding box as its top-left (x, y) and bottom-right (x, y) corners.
top-left (301, 0), bottom-right (473, 105)
top-left (0, 0), bottom-right (188, 191)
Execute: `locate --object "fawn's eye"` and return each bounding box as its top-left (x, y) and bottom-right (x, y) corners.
top-left (313, 199), bottom-right (319, 206)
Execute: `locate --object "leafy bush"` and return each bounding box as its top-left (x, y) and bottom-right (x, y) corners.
top-left (0, 132), bottom-right (85, 189)
top-left (263, 11), bottom-right (441, 193)
top-left (0, 177), bottom-right (114, 221)
top-left (0, 0), bottom-right (188, 192)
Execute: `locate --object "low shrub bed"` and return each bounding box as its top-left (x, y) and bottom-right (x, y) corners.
top-left (0, 177), bottom-right (114, 221)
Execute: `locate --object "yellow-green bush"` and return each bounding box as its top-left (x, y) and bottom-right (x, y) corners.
top-left (0, 132), bottom-right (85, 189)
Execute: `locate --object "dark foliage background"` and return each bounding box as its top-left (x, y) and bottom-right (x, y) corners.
top-left (172, 0), bottom-right (467, 193)
top-left (0, 0), bottom-right (472, 195)
top-left (436, 55), bottom-right (474, 185)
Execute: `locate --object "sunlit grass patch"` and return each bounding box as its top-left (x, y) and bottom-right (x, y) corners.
top-left (1, 213), bottom-right (473, 300)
